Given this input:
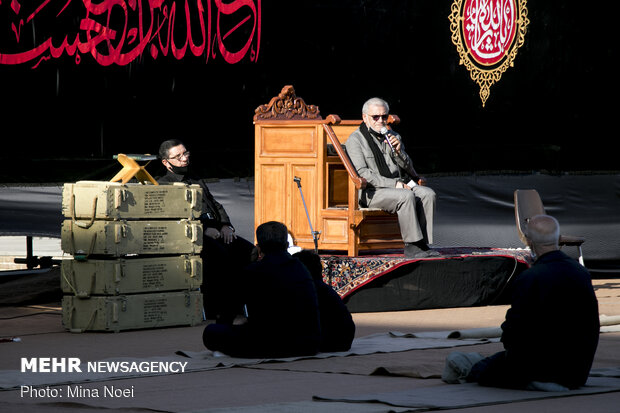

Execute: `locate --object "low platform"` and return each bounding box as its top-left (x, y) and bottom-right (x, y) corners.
top-left (322, 247), bottom-right (532, 312)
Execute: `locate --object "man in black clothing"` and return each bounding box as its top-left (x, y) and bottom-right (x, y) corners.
top-left (203, 221), bottom-right (321, 358)
top-left (446, 214), bottom-right (600, 390)
top-left (294, 250), bottom-right (355, 352)
top-left (157, 139), bottom-right (255, 320)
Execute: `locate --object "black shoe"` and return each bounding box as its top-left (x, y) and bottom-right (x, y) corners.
top-left (413, 249), bottom-right (440, 259)
top-left (404, 243), bottom-right (440, 259)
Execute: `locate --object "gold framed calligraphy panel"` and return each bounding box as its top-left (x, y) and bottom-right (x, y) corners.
top-left (449, 0), bottom-right (529, 106)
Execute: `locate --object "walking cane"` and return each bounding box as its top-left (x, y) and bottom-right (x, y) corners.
top-left (293, 176), bottom-right (320, 254)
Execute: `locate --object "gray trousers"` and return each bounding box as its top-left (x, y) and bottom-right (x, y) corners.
top-left (363, 185), bottom-right (436, 244)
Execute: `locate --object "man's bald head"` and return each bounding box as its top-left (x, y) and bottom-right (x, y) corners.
top-left (525, 215), bottom-right (560, 254)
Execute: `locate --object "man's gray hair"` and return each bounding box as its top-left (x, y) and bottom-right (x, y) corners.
top-left (362, 97), bottom-right (389, 115)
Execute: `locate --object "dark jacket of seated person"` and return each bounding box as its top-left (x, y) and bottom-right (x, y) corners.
top-left (467, 215), bottom-right (599, 390)
top-left (495, 250), bottom-right (599, 389)
top-left (294, 250), bottom-right (356, 352)
top-left (203, 222), bottom-right (321, 358)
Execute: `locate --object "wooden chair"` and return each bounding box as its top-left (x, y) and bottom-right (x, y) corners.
top-left (322, 121), bottom-right (403, 256)
top-left (254, 85), bottom-right (402, 256)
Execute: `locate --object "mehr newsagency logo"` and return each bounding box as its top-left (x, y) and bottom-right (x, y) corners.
top-left (449, 0), bottom-right (530, 106)
top-left (18, 357), bottom-right (188, 399)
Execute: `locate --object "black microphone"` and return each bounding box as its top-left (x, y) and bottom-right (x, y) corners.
top-left (380, 127), bottom-right (396, 153)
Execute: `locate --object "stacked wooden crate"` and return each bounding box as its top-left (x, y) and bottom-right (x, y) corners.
top-left (60, 181), bottom-right (204, 333)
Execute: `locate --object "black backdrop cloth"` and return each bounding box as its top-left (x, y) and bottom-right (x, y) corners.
top-left (1, 173), bottom-right (618, 264)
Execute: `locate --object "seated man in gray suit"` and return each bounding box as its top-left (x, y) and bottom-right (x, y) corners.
top-left (346, 97), bottom-right (438, 258)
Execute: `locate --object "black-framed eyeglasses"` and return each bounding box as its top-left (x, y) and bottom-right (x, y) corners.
top-left (168, 151), bottom-right (190, 161)
top-left (369, 114), bottom-right (389, 121)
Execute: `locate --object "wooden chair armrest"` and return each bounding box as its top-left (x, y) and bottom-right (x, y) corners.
top-left (322, 122), bottom-right (367, 190)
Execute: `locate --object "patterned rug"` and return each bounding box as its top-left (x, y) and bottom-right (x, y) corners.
top-left (321, 247), bottom-right (533, 298)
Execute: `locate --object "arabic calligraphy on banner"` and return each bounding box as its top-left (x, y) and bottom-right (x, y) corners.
top-left (449, 0), bottom-right (529, 106)
top-left (0, 0), bottom-right (261, 67)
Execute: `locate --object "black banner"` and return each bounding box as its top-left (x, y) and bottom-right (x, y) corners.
top-left (1, 0), bottom-right (617, 182)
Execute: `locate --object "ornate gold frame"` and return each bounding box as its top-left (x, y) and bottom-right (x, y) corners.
top-left (449, 0), bottom-right (530, 107)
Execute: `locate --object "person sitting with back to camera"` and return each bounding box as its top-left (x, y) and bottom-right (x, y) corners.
top-left (202, 221), bottom-right (321, 358)
top-left (442, 214), bottom-right (600, 390)
top-left (293, 249), bottom-right (356, 352)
